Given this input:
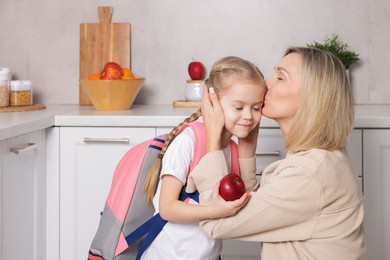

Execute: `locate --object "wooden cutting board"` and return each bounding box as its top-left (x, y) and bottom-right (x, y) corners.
top-left (79, 6), bottom-right (131, 105)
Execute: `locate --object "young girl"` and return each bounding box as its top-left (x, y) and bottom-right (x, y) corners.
top-left (142, 56), bottom-right (266, 260)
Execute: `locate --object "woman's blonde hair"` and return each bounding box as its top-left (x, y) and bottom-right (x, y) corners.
top-left (284, 47), bottom-right (354, 152)
top-left (143, 56), bottom-right (264, 207)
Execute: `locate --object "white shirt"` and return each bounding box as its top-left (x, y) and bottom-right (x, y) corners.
top-left (142, 127), bottom-right (231, 260)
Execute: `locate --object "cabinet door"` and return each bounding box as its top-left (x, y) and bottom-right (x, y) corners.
top-left (0, 130), bottom-right (46, 260)
top-left (59, 127), bottom-right (155, 260)
top-left (255, 128), bottom-right (286, 176)
top-left (363, 129), bottom-right (390, 260)
top-left (347, 130), bottom-right (363, 192)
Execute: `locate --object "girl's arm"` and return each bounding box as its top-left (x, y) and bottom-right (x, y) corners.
top-left (201, 85), bottom-right (225, 152)
top-left (159, 175), bottom-right (245, 222)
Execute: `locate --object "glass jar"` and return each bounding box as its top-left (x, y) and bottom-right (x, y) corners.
top-left (0, 68), bottom-right (11, 107)
top-left (10, 80), bottom-right (33, 106)
top-left (185, 80), bottom-right (204, 101)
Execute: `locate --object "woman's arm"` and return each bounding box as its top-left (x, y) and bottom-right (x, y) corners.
top-left (238, 122), bottom-right (259, 159)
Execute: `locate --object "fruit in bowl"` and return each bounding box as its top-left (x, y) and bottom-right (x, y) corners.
top-left (87, 62), bottom-right (136, 81)
top-left (81, 62), bottom-right (143, 111)
top-left (80, 78), bottom-right (144, 111)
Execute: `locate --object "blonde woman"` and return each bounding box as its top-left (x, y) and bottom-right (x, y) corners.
top-left (141, 56), bottom-right (266, 259)
top-left (187, 47), bottom-right (366, 259)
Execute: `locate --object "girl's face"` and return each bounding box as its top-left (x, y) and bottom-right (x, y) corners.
top-left (263, 53), bottom-right (302, 133)
top-left (219, 77), bottom-right (265, 140)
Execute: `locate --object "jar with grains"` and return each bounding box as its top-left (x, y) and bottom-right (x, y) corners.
top-left (10, 80), bottom-right (33, 106)
top-left (0, 68), bottom-right (11, 107)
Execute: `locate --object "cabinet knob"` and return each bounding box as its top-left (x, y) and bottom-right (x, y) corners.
top-left (10, 143), bottom-right (38, 154)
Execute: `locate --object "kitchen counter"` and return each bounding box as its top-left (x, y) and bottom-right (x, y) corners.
top-left (0, 105), bottom-right (79, 141)
top-left (1, 104), bottom-right (390, 140)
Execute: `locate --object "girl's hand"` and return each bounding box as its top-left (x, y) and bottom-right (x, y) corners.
top-left (238, 120), bottom-right (260, 158)
top-left (206, 184), bottom-right (250, 219)
top-left (202, 85), bottom-right (225, 151)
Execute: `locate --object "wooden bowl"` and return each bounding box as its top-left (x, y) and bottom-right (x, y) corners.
top-left (80, 78), bottom-right (144, 111)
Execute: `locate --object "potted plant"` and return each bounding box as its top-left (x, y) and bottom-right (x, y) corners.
top-left (306, 34), bottom-right (360, 69)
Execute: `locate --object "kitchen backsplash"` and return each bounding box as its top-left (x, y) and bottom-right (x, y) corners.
top-left (0, 0), bottom-right (389, 105)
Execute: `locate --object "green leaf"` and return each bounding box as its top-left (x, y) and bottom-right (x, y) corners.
top-left (306, 34), bottom-right (360, 69)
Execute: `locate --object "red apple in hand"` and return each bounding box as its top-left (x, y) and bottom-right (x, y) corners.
top-left (188, 61), bottom-right (204, 80)
top-left (219, 173), bottom-right (246, 201)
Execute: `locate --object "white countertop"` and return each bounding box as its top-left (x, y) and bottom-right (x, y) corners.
top-left (1, 104), bottom-right (390, 141)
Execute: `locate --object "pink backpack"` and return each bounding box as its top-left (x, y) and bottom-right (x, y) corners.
top-left (88, 122), bottom-right (239, 260)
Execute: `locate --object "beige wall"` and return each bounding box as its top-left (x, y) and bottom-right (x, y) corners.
top-left (0, 0), bottom-right (389, 105)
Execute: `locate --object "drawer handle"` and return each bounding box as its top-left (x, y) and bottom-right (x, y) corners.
top-left (10, 143), bottom-right (38, 154)
top-left (83, 137), bottom-right (129, 144)
top-left (256, 151), bottom-right (280, 156)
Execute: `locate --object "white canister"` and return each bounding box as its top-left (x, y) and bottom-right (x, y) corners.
top-left (0, 68), bottom-right (11, 107)
top-left (10, 80), bottom-right (33, 106)
top-left (185, 80), bottom-right (204, 101)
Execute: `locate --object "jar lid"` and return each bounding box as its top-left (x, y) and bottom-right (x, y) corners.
top-left (0, 68), bottom-right (11, 81)
top-left (186, 80), bottom-right (205, 83)
top-left (10, 80), bottom-right (32, 91)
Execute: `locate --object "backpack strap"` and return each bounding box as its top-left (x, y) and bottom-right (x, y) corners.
top-left (186, 122), bottom-right (207, 172)
top-left (229, 139), bottom-right (239, 175)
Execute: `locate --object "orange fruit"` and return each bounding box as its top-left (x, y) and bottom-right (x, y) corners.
top-left (122, 68), bottom-right (135, 79)
top-left (88, 73), bottom-right (100, 80)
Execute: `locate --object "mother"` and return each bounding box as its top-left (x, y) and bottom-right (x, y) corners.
top-left (187, 47), bottom-right (365, 259)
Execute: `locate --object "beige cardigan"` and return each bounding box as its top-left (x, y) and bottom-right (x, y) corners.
top-left (187, 148), bottom-right (366, 260)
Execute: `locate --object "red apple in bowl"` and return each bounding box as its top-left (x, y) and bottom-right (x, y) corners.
top-left (188, 61), bottom-right (204, 80)
top-left (100, 67), bottom-right (122, 80)
top-left (103, 62), bottom-right (123, 76)
top-left (219, 173), bottom-right (246, 201)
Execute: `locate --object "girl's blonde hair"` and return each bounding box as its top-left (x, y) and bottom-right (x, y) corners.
top-left (205, 56), bottom-right (264, 96)
top-left (143, 56), bottom-right (264, 207)
top-left (284, 47), bottom-right (354, 152)
top-left (143, 109), bottom-right (202, 207)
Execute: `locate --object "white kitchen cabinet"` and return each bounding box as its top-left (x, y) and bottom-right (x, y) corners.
top-left (348, 129), bottom-right (363, 192)
top-left (58, 127), bottom-right (155, 260)
top-left (363, 129), bottom-right (390, 260)
top-left (0, 130), bottom-right (46, 260)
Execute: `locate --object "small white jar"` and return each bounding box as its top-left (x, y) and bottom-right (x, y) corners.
top-left (185, 80), bottom-right (204, 101)
top-left (0, 68), bottom-right (11, 107)
top-left (10, 80), bottom-right (33, 106)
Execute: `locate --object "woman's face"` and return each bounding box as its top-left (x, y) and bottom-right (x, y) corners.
top-left (263, 53), bottom-right (302, 133)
